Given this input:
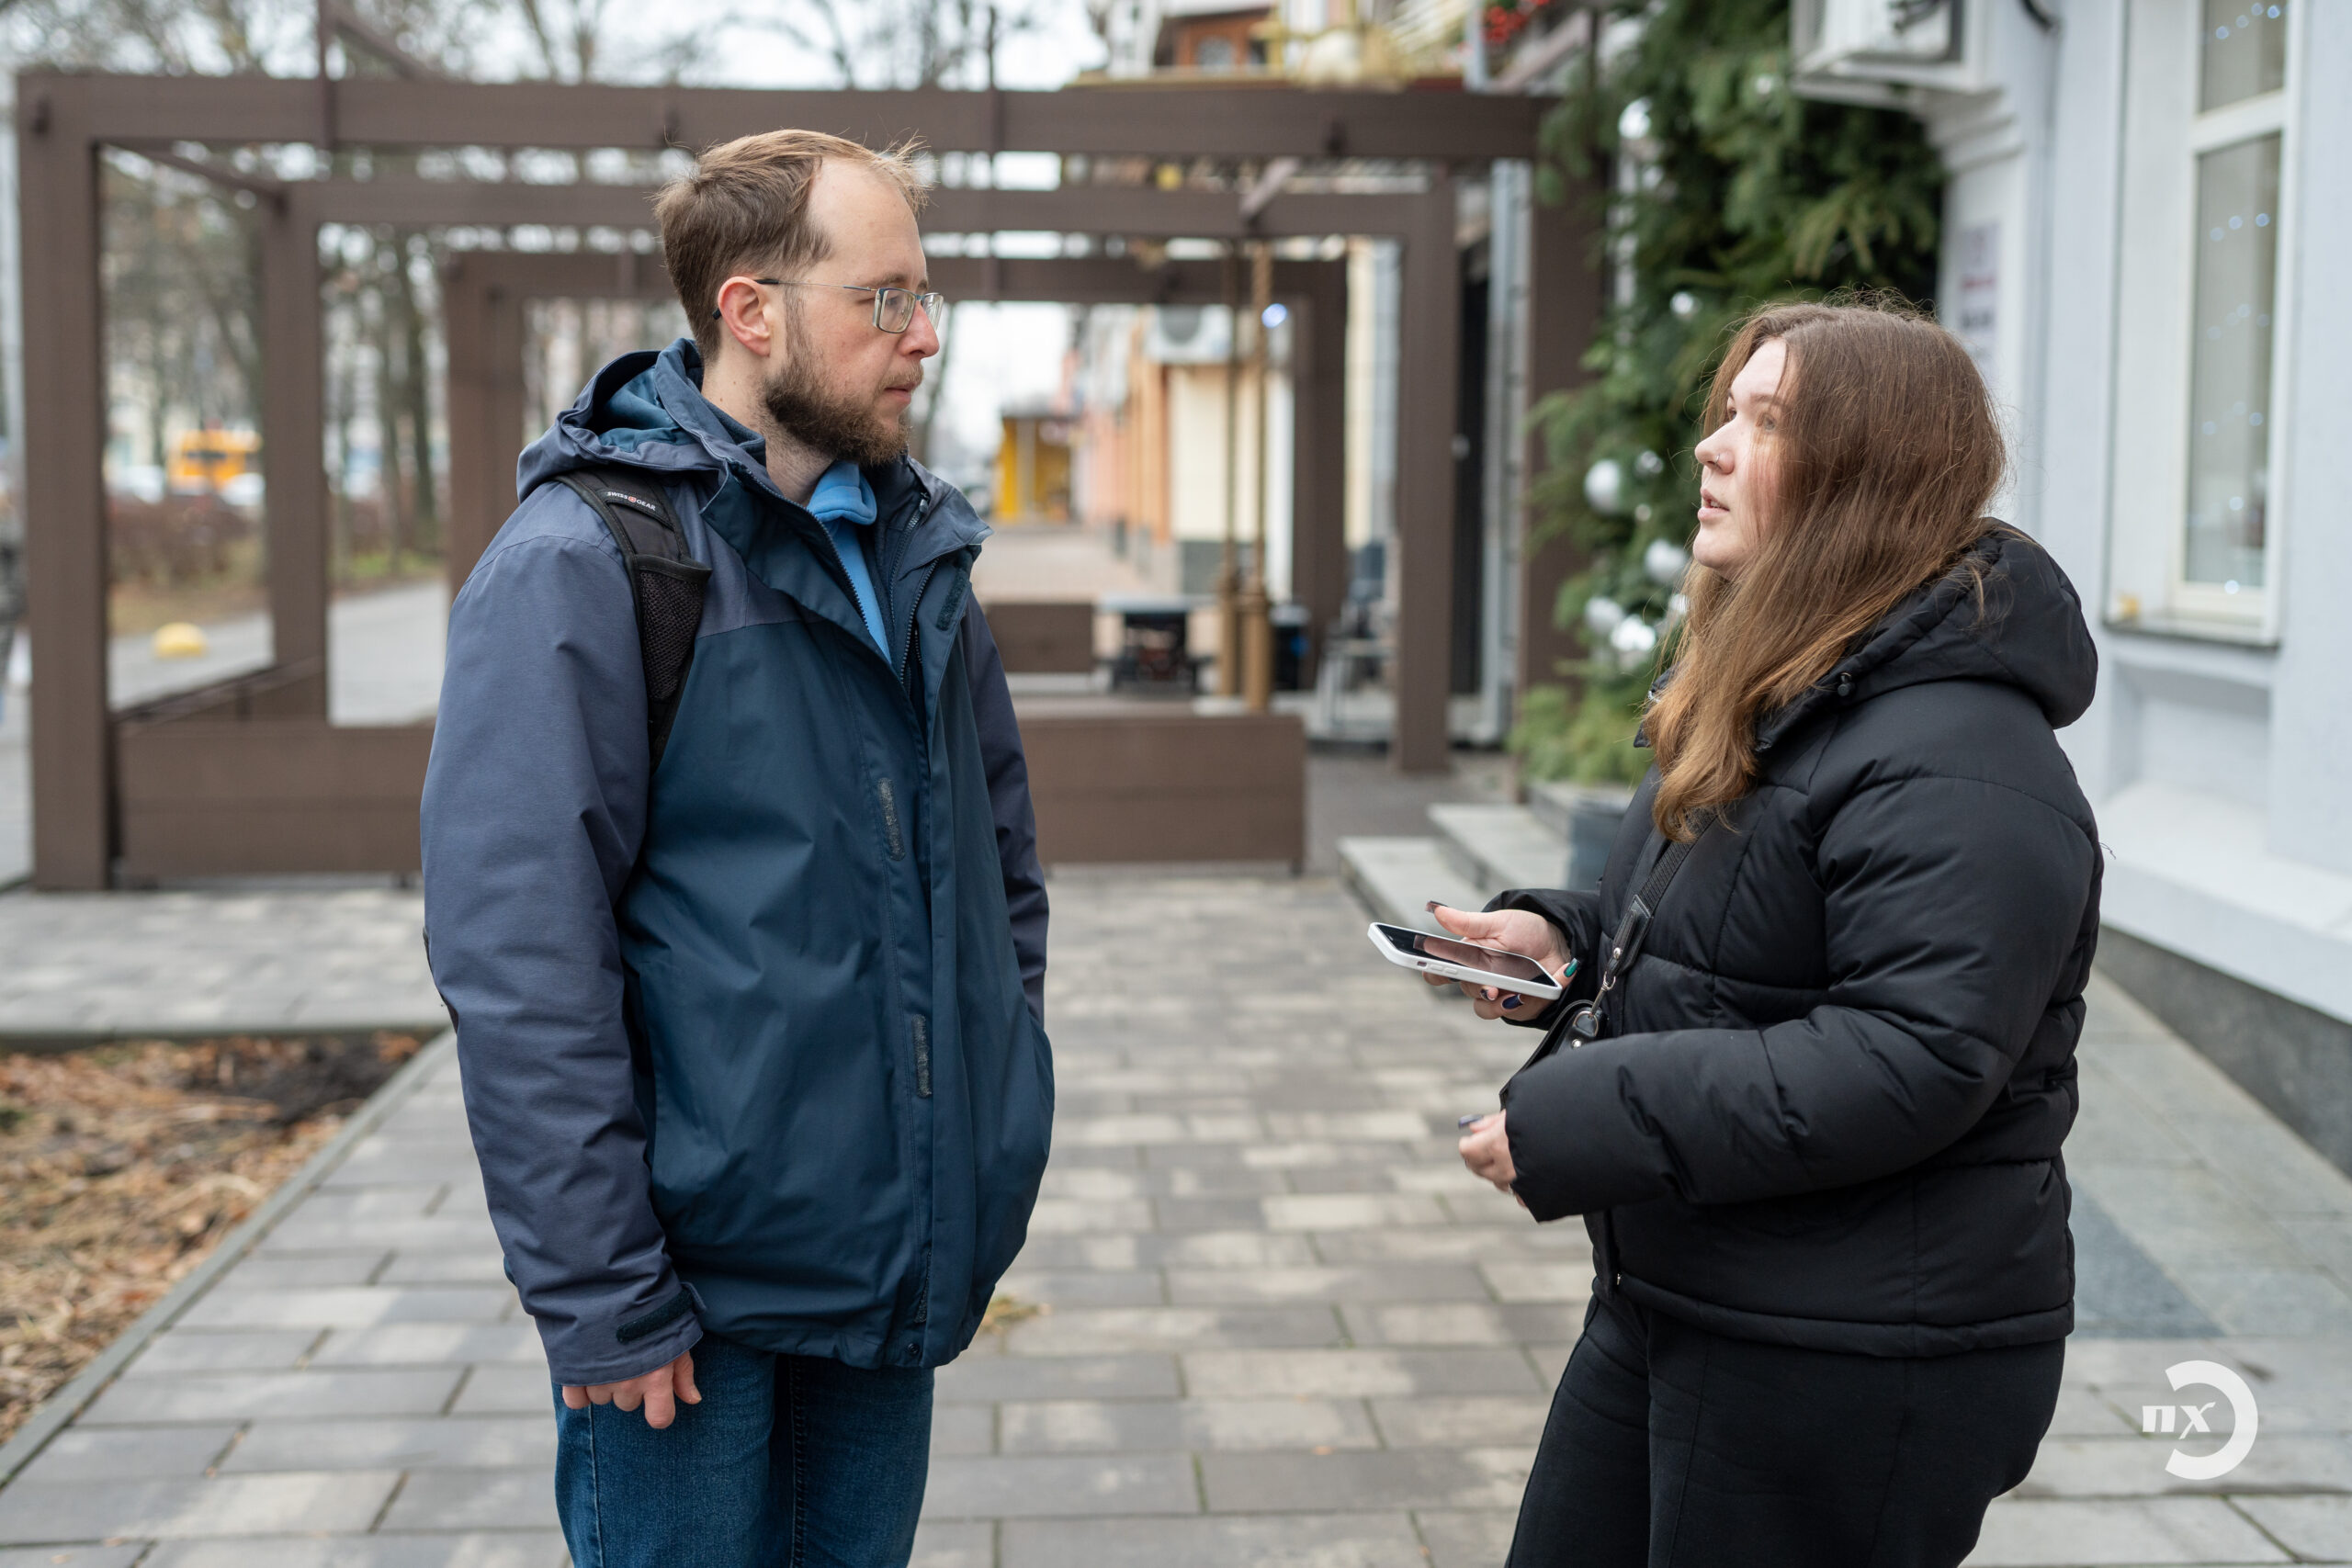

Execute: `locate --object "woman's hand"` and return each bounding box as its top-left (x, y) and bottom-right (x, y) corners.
top-left (1459, 1112), bottom-right (1521, 1198)
top-left (1421, 904), bottom-right (1573, 1021)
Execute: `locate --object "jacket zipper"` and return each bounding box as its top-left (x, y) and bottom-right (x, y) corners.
top-left (782, 475), bottom-right (946, 1364)
top-left (893, 492), bottom-right (934, 680)
top-left (801, 515), bottom-right (877, 661)
top-left (876, 778), bottom-right (906, 861)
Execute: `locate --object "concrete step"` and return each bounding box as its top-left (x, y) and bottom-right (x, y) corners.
top-left (1524, 780), bottom-right (1637, 893)
top-left (1335, 836), bottom-right (1484, 933)
top-left (1427, 803), bottom-right (1567, 899)
top-left (1524, 779), bottom-right (1581, 841)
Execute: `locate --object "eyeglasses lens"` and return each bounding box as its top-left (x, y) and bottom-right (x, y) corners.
top-left (872, 289), bottom-right (948, 334)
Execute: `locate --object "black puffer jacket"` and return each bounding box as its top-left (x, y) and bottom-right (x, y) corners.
top-left (1496, 531), bottom-right (2100, 1356)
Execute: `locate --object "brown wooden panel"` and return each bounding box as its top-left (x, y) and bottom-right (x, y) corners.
top-left (982, 602), bottom-right (1095, 674)
top-left (118, 661), bottom-right (328, 724)
top-left (114, 720), bottom-right (431, 879)
top-left (1016, 710), bottom-right (1304, 865)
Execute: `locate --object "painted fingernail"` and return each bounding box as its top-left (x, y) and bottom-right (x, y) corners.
top-left (1501, 996), bottom-right (1522, 1010)
top-left (1424, 899), bottom-right (1442, 911)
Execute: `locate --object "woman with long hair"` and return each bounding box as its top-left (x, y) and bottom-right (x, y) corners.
top-left (1436, 298), bottom-right (2099, 1565)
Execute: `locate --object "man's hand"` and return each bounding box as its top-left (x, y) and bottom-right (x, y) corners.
top-left (561, 1349), bottom-right (701, 1430)
top-left (1421, 905), bottom-right (1573, 1020)
top-left (1459, 1112), bottom-right (1521, 1200)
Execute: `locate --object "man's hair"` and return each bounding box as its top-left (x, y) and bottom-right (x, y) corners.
top-left (655, 130), bottom-right (929, 360)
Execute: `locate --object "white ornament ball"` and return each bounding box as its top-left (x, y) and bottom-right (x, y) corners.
top-left (1584, 457), bottom-right (1628, 516)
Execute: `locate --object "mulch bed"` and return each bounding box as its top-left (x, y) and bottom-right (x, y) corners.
top-left (0, 1033), bottom-right (424, 1444)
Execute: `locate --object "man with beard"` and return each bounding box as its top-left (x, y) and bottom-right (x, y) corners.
top-left (420, 131), bottom-right (1051, 1568)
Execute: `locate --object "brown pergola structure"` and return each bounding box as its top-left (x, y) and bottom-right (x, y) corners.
top-left (17, 73), bottom-right (1599, 890)
top-left (440, 250), bottom-right (1349, 641)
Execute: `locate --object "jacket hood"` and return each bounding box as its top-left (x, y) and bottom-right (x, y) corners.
top-left (515, 335), bottom-right (984, 556)
top-left (1759, 527), bottom-right (2098, 748)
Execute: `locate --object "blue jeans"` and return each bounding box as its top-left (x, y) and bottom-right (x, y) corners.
top-left (552, 1333), bottom-right (934, 1568)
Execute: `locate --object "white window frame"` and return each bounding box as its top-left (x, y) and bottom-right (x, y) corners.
top-left (2105, 0), bottom-right (2306, 645)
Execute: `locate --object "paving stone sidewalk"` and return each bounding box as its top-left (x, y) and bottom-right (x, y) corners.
top-left (1, 872), bottom-right (2350, 1564)
top-left (0, 887), bottom-right (443, 1043)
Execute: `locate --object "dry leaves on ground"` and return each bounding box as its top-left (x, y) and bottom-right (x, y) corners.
top-left (0, 1033), bottom-right (423, 1444)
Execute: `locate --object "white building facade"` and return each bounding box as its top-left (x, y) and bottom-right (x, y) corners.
top-left (1801, 0), bottom-right (2352, 1141)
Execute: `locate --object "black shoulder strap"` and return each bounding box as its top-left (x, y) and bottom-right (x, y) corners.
top-left (1556, 817), bottom-right (1712, 1048)
top-left (551, 465), bottom-right (711, 770)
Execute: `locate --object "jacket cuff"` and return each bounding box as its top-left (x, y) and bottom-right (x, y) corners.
top-left (536, 1289), bottom-right (705, 1387)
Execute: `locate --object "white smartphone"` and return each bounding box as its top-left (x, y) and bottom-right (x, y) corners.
top-left (1366, 921), bottom-right (1571, 999)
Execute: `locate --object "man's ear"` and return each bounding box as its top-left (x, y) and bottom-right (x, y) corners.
top-left (714, 276), bottom-right (775, 361)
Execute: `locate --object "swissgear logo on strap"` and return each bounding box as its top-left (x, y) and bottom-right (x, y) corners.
top-left (599, 489), bottom-right (662, 516)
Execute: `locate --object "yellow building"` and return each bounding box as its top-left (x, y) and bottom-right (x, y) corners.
top-left (994, 408), bottom-right (1073, 525)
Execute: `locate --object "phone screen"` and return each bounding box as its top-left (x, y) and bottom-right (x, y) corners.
top-left (1372, 923), bottom-right (1555, 986)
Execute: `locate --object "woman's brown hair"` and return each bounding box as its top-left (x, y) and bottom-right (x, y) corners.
top-left (1645, 298), bottom-right (2007, 840)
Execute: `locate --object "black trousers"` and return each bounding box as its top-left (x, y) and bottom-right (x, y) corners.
top-left (1507, 1290), bottom-right (2064, 1568)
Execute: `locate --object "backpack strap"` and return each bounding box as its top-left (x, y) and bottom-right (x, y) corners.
top-left (550, 465), bottom-right (711, 771)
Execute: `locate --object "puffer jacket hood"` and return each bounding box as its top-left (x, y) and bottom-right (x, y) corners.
top-left (1491, 531), bottom-right (2102, 1358)
top-left (1759, 527), bottom-right (2098, 749)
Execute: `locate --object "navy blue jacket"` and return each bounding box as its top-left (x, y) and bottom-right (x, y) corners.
top-left (422, 340), bottom-right (1051, 1386)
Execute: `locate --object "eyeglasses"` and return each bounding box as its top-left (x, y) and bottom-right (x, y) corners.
top-left (718, 279), bottom-right (948, 334)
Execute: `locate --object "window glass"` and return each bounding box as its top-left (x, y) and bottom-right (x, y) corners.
top-left (2182, 132), bottom-right (2280, 592)
top-left (2200, 1), bottom-right (2289, 111)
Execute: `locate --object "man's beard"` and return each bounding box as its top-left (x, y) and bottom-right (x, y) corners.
top-left (761, 352), bottom-right (911, 469)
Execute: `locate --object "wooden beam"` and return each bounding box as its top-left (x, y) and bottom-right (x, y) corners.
top-left (282, 178), bottom-right (1419, 243)
top-left (438, 253), bottom-right (501, 590)
top-left (1393, 172), bottom-right (1460, 773)
top-left (1514, 175), bottom-right (1603, 716)
top-left (307, 179), bottom-right (659, 229)
top-left (56, 73), bottom-right (1545, 161)
top-left (437, 250), bottom-right (1351, 590)
top-left (262, 186), bottom-right (330, 709)
top-left (925, 186), bottom-right (1407, 240)
top-left (17, 78), bottom-right (111, 888)
top-left (1291, 263), bottom-right (1350, 680)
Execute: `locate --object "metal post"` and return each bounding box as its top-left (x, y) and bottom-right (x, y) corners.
top-left (1392, 168), bottom-right (1459, 773)
top-left (19, 80), bottom-right (110, 888)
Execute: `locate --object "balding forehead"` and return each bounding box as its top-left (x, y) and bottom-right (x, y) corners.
top-left (806, 158), bottom-right (927, 287)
